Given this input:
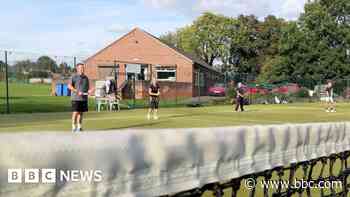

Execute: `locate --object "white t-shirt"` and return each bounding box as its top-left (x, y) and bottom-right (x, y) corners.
top-left (105, 80), bottom-right (111, 94)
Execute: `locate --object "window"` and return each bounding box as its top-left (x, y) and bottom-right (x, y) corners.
top-left (194, 72), bottom-right (205, 87)
top-left (126, 64), bottom-right (149, 81)
top-left (156, 68), bottom-right (176, 81)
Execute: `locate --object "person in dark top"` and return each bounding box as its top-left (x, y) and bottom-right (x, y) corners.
top-left (235, 82), bottom-right (245, 112)
top-left (325, 80), bottom-right (336, 112)
top-left (68, 63), bottom-right (94, 132)
top-left (148, 78), bottom-right (160, 120)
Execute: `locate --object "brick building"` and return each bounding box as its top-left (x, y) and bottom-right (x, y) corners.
top-left (85, 28), bottom-right (223, 99)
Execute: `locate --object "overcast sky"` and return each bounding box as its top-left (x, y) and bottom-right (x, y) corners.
top-left (0, 0), bottom-right (307, 59)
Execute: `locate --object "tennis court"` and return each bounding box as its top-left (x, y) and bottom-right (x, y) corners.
top-left (1, 103), bottom-right (350, 132)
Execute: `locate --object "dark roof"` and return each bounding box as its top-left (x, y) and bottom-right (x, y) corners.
top-left (140, 28), bottom-right (223, 75)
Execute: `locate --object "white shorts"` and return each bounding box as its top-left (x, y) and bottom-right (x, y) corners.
top-left (325, 96), bottom-right (334, 103)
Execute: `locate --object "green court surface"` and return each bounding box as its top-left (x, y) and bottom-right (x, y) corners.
top-left (0, 103), bottom-right (349, 132)
top-left (1, 102), bottom-right (349, 197)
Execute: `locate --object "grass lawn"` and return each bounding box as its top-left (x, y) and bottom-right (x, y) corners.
top-left (0, 103), bottom-right (349, 197)
top-left (0, 82), bottom-right (73, 113)
top-left (0, 102), bottom-right (350, 132)
top-left (0, 82), bottom-right (188, 113)
top-left (1, 83), bottom-right (350, 196)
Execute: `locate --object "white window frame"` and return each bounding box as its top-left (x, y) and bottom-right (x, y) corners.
top-left (156, 68), bottom-right (176, 81)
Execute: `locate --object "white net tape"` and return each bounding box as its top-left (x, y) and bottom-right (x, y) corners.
top-left (0, 122), bottom-right (349, 197)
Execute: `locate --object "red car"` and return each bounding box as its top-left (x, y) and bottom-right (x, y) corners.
top-left (247, 86), bottom-right (269, 95)
top-left (208, 83), bottom-right (226, 96)
top-left (272, 83), bottom-right (300, 94)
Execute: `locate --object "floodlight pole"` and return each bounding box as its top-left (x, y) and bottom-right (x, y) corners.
top-left (4, 50), bottom-right (10, 114)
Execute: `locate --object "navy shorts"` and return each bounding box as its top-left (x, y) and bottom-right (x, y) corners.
top-left (149, 97), bottom-right (159, 109)
top-left (72, 101), bottom-right (88, 112)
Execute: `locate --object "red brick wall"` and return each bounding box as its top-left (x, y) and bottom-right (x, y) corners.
top-left (132, 81), bottom-right (192, 99)
top-left (85, 28), bottom-right (193, 84)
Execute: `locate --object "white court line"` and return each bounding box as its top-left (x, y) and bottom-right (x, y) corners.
top-left (1, 107), bottom-right (348, 130)
top-left (166, 115), bottom-right (287, 124)
top-left (0, 113), bottom-right (188, 129)
top-left (3, 108), bottom-right (346, 129)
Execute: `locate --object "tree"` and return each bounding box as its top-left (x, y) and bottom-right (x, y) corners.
top-left (159, 31), bottom-right (180, 47)
top-left (160, 12), bottom-right (231, 66)
top-left (222, 15), bottom-right (262, 76)
top-left (159, 25), bottom-right (197, 54)
top-left (260, 0), bottom-right (350, 87)
top-left (258, 15), bottom-right (286, 62)
top-left (13, 60), bottom-right (36, 80)
top-left (58, 62), bottom-right (72, 75)
top-left (36, 56), bottom-right (58, 73)
top-left (191, 12), bottom-right (232, 66)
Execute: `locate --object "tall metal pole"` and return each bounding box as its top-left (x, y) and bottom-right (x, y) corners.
top-left (5, 51), bottom-right (10, 114)
top-left (73, 56), bottom-right (77, 68)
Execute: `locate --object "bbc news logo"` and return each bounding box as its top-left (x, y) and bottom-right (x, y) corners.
top-left (8, 169), bottom-right (103, 184)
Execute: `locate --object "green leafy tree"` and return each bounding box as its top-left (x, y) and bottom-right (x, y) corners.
top-left (262, 0), bottom-right (350, 86)
top-left (36, 56), bottom-right (58, 73)
top-left (225, 15), bottom-right (261, 75)
top-left (58, 62), bottom-right (73, 75)
top-left (160, 12), bottom-right (231, 66)
top-left (13, 60), bottom-right (36, 80)
top-left (159, 31), bottom-right (180, 47)
top-left (159, 25), bottom-right (198, 54)
top-left (191, 12), bottom-right (232, 66)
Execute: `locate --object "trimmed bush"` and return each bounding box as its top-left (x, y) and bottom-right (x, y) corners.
top-left (295, 87), bottom-right (309, 98)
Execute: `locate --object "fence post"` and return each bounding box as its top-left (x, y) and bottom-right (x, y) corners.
top-left (198, 70), bottom-right (201, 103)
top-left (4, 50), bottom-right (10, 114)
top-left (175, 65), bottom-right (178, 106)
top-left (345, 79), bottom-right (349, 102)
top-left (114, 60), bottom-right (118, 89)
top-left (133, 75), bottom-right (136, 108)
top-left (73, 56), bottom-right (77, 68)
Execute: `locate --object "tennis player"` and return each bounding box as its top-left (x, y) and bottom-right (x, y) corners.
top-left (325, 80), bottom-right (336, 112)
top-left (235, 82), bottom-right (245, 112)
top-left (147, 78), bottom-right (160, 120)
top-left (68, 63), bottom-right (94, 132)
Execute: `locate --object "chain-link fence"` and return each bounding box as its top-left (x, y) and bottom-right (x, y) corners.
top-left (224, 72), bottom-right (350, 105)
top-left (0, 50), bottom-right (86, 114)
top-left (0, 50), bottom-right (227, 114)
top-left (0, 51), bottom-right (6, 114)
top-left (95, 63), bottom-right (219, 110)
top-left (2, 49), bottom-right (350, 114)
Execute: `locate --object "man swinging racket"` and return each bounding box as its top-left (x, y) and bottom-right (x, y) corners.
top-left (68, 63), bottom-right (94, 132)
top-left (235, 82), bottom-right (245, 112)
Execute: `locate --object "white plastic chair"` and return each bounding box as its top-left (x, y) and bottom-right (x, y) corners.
top-left (96, 97), bottom-right (108, 112)
top-left (108, 98), bottom-right (120, 111)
